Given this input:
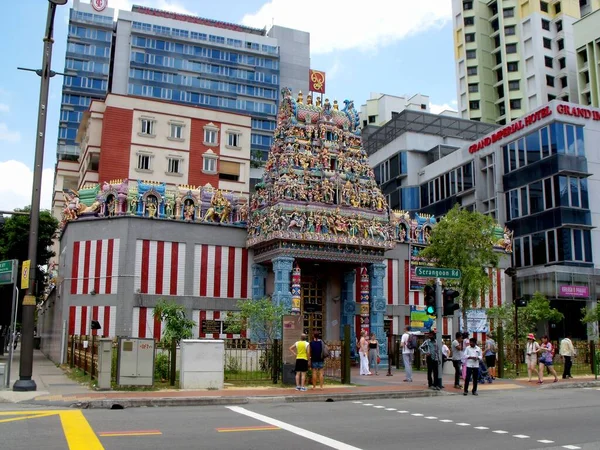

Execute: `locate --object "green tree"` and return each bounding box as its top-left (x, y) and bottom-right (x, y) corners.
top-left (153, 299), bottom-right (195, 345)
top-left (581, 301), bottom-right (600, 332)
top-left (419, 204), bottom-right (499, 324)
top-left (225, 297), bottom-right (288, 343)
top-left (250, 149), bottom-right (266, 169)
top-left (488, 292), bottom-right (564, 341)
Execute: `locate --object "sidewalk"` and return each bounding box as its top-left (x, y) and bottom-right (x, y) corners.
top-left (2, 350), bottom-right (598, 409)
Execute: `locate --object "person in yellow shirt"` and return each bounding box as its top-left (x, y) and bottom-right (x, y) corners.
top-left (289, 333), bottom-right (311, 391)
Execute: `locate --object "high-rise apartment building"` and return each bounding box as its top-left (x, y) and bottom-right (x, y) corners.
top-left (57, 0), bottom-right (310, 168)
top-left (452, 0), bottom-right (599, 125)
top-left (574, 7), bottom-right (600, 107)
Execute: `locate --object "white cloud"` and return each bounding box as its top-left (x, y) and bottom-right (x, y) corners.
top-left (0, 123), bottom-right (21, 143)
top-left (0, 104), bottom-right (9, 113)
top-left (0, 161), bottom-right (54, 212)
top-left (327, 60), bottom-right (342, 81)
top-left (242, 0), bottom-right (451, 54)
top-left (430, 102), bottom-right (458, 115)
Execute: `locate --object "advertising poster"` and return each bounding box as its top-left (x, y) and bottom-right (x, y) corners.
top-left (410, 306), bottom-right (436, 333)
top-left (459, 309), bottom-right (489, 333)
top-left (409, 244), bottom-right (435, 291)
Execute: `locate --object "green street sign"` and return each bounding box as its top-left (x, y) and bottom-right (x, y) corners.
top-left (415, 266), bottom-right (462, 280)
top-left (0, 259), bottom-right (17, 286)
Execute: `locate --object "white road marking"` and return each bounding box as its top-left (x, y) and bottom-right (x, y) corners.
top-left (384, 408), bottom-right (396, 411)
top-left (227, 406), bottom-right (363, 450)
top-left (352, 401), bottom-right (363, 404)
top-left (456, 423), bottom-right (470, 426)
top-left (439, 419), bottom-right (453, 423)
top-left (397, 411), bottom-right (409, 414)
top-left (411, 413), bottom-right (424, 417)
top-left (493, 430), bottom-right (509, 434)
top-left (373, 406), bottom-right (385, 409)
top-left (363, 404), bottom-right (373, 406)
top-left (562, 446), bottom-right (581, 449)
top-left (425, 416), bottom-right (437, 420)
top-left (538, 440), bottom-right (554, 444)
top-left (513, 435), bottom-right (529, 439)
top-left (474, 427), bottom-right (489, 430)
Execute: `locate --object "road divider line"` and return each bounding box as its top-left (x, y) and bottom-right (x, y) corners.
top-left (59, 410), bottom-right (104, 450)
top-left (373, 406), bottom-right (385, 409)
top-left (439, 420), bottom-right (453, 423)
top-left (385, 408), bottom-right (396, 411)
top-left (513, 435), bottom-right (529, 439)
top-left (456, 423), bottom-right (470, 426)
top-left (397, 411), bottom-right (409, 414)
top-left (99, 430), bottom-right (162, 437)
top-left (0, 412), bottom-right (56, 424)
top-left (493, 430), bottom-right (508, 434)
top-left (216, 426), bottom-right (280, 433)
top-left (227, 406), bottom-right (364, 450)
top-left (411, 413), bottom-right (423, 417)
top-left (538, 440), bottom-right (554, 444)
top-left (562, 446), bottom-right (581, 449)
top-left (474, 427), bottom-right (489, 430)
top-left (425, 416), bottom-right (438, 420)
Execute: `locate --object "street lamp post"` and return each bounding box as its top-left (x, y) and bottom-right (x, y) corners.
top-left (13, 0), bottom-right (68, 392)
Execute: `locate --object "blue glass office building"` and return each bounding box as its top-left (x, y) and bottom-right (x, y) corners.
top-left (57, 1), bottom-right (310, 166)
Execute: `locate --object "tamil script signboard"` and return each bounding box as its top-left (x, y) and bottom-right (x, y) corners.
top-left (0, 260), bottom-right (17, 286)
top-left (409, 306), bottom-right (436, 333)
top-left (415, 266), bottom-right (462, 280)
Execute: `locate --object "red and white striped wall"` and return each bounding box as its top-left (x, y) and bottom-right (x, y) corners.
top-left (193, 310), bottom-right (247, 339)
top-left (193, 245), bottom-right (250, 299)
top-left (134, 240), bottom-right (186, 296)
top-left (70, 239), bottom-right (120, 295)
top-left (68, 306), bottom-right (116, 337)
top-left (131, 307), bottom-right (166, 340)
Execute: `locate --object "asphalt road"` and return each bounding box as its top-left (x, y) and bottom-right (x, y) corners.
top-left (1, 387), bottom-right (600, 449)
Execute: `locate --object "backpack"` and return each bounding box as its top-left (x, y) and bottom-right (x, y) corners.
top-left (407, 334), bottom-right (418, 350)
top-left (321, 340), bottom-right (330, 359)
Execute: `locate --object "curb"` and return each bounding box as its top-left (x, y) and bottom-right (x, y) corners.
top-left (540, 380), bottom-right (600, 390)
top-left (24, 389), bottom-right (445, 409)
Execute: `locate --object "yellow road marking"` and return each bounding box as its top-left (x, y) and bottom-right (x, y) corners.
top-left (99, 430), bottom-right (162, 437)
top-left (59, 410), bottom-right (104, 450)
top-left (0, 411), bottom-right (63, 416)
top-left (0, 412), bottom-right (57, 423)
top-left (216, 425), bottom-right (280, 432)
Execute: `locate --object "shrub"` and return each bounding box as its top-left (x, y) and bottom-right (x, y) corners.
top-left (154, 353), bottom-right (170, 381)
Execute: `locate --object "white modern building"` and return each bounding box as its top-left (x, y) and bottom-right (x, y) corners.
top-left (573, 7), bottom-right (600, 107)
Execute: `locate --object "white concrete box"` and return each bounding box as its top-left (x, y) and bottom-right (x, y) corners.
top-left (180, 339), bottom-right (224, 390)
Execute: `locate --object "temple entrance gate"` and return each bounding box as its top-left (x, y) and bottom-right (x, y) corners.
top-left (301, 278), bottom-right (325, 339)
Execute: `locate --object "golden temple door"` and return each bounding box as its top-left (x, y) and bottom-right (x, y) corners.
top-left (301, 279), bottom-right (325, 339)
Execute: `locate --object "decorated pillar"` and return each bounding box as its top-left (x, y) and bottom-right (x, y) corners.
top-left (359, 267), bottom-right (370, 336)
top-left (341, 270), bottom-right (356, 355)
top-left (291, 264), bottom-right (301, 315)
top-left (271, 256), bottom-right (294, 311)
top-left (252, 264), bottom-right (268, 300)
top-left (368, 263), bottom-right (387, 362)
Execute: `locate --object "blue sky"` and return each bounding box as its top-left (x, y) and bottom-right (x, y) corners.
top-left (0, 0), bottom-right (456, 211)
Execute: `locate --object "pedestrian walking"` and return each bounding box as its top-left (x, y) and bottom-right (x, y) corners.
top-left (560, 334), bottom-right (575, 379)
top-left (400, 326), bottom-right (415, 382)
top-left (463, 337), bottom-right (482, 396)
top-left (525, 333), bottom-right (540, 382)
top-left (358, 331), bottom-right (371, 376)
top-left (484, 333), bottom-right (497, 379)
top-left (368, 333), bottom-right (380, 375)
top-left (451, 332), bottom-right (463, 389)
top-left (289, 333), bottom-right (310, 391)
top-left (309, 331), bottom-right (327, 389)
top-left (461, 332), bottom-right (469, 380)
top-left (538, 335), bottom-right (558, 384)
top-left (419, 331), bottom-right (441, 390)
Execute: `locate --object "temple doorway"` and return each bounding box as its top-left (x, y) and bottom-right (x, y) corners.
top-left (301, 277), bottom-right (325, 339)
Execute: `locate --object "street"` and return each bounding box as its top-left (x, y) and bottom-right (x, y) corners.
top-left (1, 387), bottom-right (599, 449)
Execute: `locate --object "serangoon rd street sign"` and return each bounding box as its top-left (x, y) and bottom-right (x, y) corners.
top-left (415, 267), bottom-right (462, 280)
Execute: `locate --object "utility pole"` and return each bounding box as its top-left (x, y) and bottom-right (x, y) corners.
top-left (13, 0), bottom-right (68, 392)
top-left (435, 278), bottom-right (443, 388)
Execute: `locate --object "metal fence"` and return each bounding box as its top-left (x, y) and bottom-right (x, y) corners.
top-left (223, 339), bottom-right (281, 383)
top-left (67, 335), bottom-right (99, 378)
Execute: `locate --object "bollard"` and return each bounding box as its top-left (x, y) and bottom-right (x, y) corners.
top-left (395, 340), bottom-right (401, 370)
top-left (342, 325), bottom-right (351, 384)
top-left (170, 338), bottom-right (177, 386)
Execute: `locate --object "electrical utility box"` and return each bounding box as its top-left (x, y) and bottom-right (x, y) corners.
top-left (116, 337), bottom-right (155, 386)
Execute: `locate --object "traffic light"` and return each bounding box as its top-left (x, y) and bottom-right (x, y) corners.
top-left (424, 285), bottom-right (436, 316)
top-left (515, 297), bottom-right (528, 308)
top-left (443, 289), bottom-right (460, 316)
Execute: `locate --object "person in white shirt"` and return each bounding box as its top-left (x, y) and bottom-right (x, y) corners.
top-left (559, 334), bottom-right (576, 379)
top-left (400, 326), bottom-right (414, 382)
top-left (463, 338), bottom-right (482, 396)
top-left (451, 332), bottom-right (463, 389)
top-left (525, 333), bottom-right (540, 382)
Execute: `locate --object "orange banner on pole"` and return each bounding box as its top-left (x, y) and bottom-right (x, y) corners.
top-left (309, 69), bottom-right (326, 93)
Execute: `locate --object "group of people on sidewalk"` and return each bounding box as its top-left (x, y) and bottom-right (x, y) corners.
top-left (525, 333), bottom-right (575, 383)
top-left (357, 331), bottom-right (381, 376)
top-left (288, 332), bottom-right (330, 391)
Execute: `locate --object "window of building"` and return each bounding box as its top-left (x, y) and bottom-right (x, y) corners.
top-left (227, 132), bottom-right (241, 148)
top-left (543, 38), bottom-right (552, 49)
top-left (137, 153), bottom-right (152, 171)
top-left (169, 123), bottom-right (183, 140)
top-left (467, 66), bottom-right (478, 76)
top-left (546, 75), bottom-right (555, 87)
top-left (503, 7), bottom-right (515, 17)
top-left (557, 38), bottom-right (564, 51)
top-left (560, 76), bottom-right (568, 88)
top-left (505, 25), bottom-right (516, 35)
top-left (544, 177), bottom-right (554, 209)
top-left (368, 115), bottom-right (376, 123)
top-left (559, 57), bottom-right (566, 69)
top-left (203, 124), bottom-right (219, 146)
top-left (510, 99), bottom-right (522, 109)
top-left (468, 83), bottom-right (479, 93)
top-left (219, 160), bottom-right (241, 182)
top-left (464, 16), bottom-right (475, 26)
top-left (469, 100), bottom-right (480, 110)
top-left (541, 19), bottom-right (550, 30)
top-left (548, 94), bottom-right (556, 101)
top-left (506, 43), bottom-right (517, 54)
top-left (556, 20), bottom-right (563, 32)
top-left (540, 1), bottom-right (549, 12)
top-left (202, 150), bottom-right (217, 173)
top-left (509, 80), bottom-right (520, 91)
top-left (544, 56), bottom-right (553, 68)
top-left (463, 1), bottom-right (473, 10)
top-left (554, 2), bottom-right (561, 13)
top-left (507, 62), bottom-right (519, 72)
top-left (466, 49), bottom-right (476, 59)
top-left (140, 118), bottom-right (155, 136)
top-left (465, 33), bottom-right (476, 43)
top-left (167, 157), bottom-right (181, 175)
